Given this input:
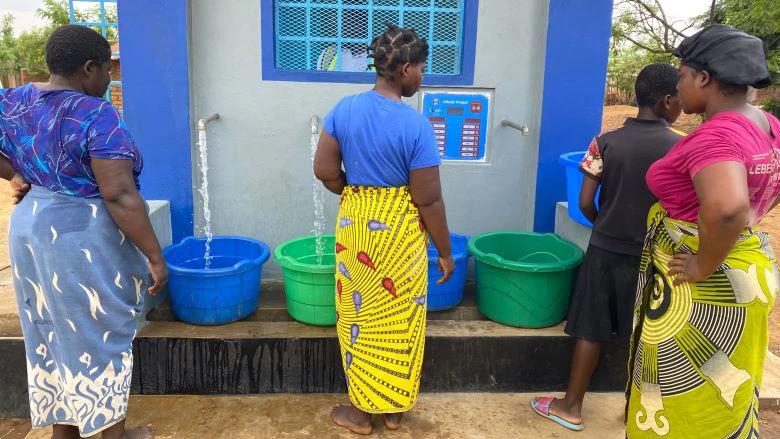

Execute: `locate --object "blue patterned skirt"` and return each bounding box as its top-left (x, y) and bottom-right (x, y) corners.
top-left (10, 186), bottom-right (148, 436)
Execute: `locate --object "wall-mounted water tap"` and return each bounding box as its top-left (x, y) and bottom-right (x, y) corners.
top-left (198, 113), bottom-right (220, 130)
top-left (501, 119), bottom-right (530, 136)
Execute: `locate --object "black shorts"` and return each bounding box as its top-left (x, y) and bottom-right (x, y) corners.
top-left (564, 245), bottom-right (640, 343)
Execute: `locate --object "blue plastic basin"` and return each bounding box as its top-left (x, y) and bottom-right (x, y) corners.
top-left (559, 152), bottom-right (599, 227)
top-left (427, 233), bottom-right (470, 311)
top-left (163, 236), bottom-right (271, 325)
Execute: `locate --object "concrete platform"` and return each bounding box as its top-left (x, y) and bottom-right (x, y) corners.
top-left (147, 280), bottom-right (488, 323)
top-left (555, 201), bottom-right (592, 252)
top-left (23, 393), bottom-right (628, 439)
top-left (126, 319), bottom-right (629, 395)
top-left (0, 267), bottom-right (17, 337)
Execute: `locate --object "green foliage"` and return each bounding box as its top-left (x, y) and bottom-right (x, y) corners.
top-left (35, 0), bottom-right (71, 27)
top-left (0, 0), bottom-right (119, 81)
top-left (607, 1), bottom-right (689, 104)
top-left (609, 0), bottom-right (780, 104)
top-left (763, 99), bottom-right (780, 119)
top-left (0, 14), bottom-right (20, 78)
top-left (711, 0), bottom-right (780, 84)
top-left (16, 28), bottom-right (50, 77)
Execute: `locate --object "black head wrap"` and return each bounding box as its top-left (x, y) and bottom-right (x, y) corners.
top-left (674, 24), bottom-right (771, 89)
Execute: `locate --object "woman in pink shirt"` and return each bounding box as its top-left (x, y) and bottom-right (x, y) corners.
top-left (626, 25), bottom-right (778, 438)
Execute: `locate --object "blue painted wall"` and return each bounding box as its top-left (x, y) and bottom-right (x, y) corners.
top-left (118, 0), bottom-right (193, 242)
top-left (534, 0), bottom-right (613, 232)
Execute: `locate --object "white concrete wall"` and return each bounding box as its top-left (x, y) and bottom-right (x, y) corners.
top-left (189, 0), bottom-right (550, 276)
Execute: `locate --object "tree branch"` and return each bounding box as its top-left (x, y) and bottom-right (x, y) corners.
top-left (709, 0), bottom-right (717, 25)
top-left (623, 34), bottom-right (671, 54)
top-left (633, 0), bottom-right (689, 39)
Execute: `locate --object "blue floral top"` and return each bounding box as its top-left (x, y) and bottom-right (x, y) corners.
top-left (0, 84), bottom-right (142, 198)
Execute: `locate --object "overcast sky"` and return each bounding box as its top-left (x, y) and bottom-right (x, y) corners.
top-left (0, 0), bottom-right (716, 36)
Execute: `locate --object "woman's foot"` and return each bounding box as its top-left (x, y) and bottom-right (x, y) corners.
top-left (52, 424), bottom-right (79, 439)
top-left (121, 426), bottom-right (155, 439)
top-left (101, 423), bottom-right (155, 439)
top-left (331, 404), bottom-right (373, 435)
top-left (383, 413), bottom-right (403, 430)
top-left (548, 398), bottom-right (582, 426)
top-left (530, 396), bottom-right (584, 431)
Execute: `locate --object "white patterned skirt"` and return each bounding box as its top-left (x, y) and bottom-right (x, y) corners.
top-left (10, 186), bottom-right (148, 436)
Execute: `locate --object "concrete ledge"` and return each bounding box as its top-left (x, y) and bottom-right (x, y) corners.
top-left (147, 280), bottom-right (488, 323)
top-left (138, 320), bottom-right (570, 339)
top-left (147, 200), bottom-right (173, 249)
top-left (131, 324), bottom-right (629, 394)
top-left (138, 200), bottom-right (173, 328)
top-left (555, 201), bottom-right (591, 251)
top-left (0, 338), bottom-right (27, 418)
top-left (762, 351), bottom-right (780, 410)
top-left (0, 268), bottom-right (17, 337)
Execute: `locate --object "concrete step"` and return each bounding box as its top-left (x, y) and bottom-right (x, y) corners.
top-left (22, 393), bottom-right (629, 439)
top-left (129, 320), bottom-right (629, 395)
top-left (146, 279), bottom-right (488, 322)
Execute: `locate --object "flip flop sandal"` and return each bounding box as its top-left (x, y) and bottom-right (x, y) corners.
top-left (530, 396), bottom-right (585, 432)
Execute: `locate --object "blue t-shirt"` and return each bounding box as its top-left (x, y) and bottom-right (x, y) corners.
top-left (0, 84), bottom-right (142, 198)
top-left (323, 90), bottom-right (440, 187)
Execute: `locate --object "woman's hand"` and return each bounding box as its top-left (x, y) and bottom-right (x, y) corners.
top-left (147, 257), bottom-right (169, 295)
top-left (437, 254), bottom-right (455, 284)
top-left (10, 173), bottom-right (30, 204)
top-left (667, 253), bottom-right (709, 286)
top-left (93, 158), bottom-right (166, 296)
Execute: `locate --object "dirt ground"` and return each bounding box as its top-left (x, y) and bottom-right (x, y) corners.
top-left (2, 401), bottom-right (779, 438)
top-left (0, 183), bottom-right (12, 269)
top-left (760, 409), bottom-right (780, 438)
top-left (0, 419), bottom-right (29, 439)
top-left (601, 104), bottom-right (702, 135)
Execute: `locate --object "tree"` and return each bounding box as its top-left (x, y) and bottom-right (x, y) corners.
top-left (36, 0), bottom-right (118, 41)
top-left (16, 28), bottom-right (50, 77)
top-left (608, 0), bottom-right (779, 105)
top-left (706, 0), bottom-right (780, 84)
top-left (612, 0), bottom-right (695, 55)
top-left (0, 15), bottom-right (20, 80)
top-left (35, 0), bottom-right (71, 27)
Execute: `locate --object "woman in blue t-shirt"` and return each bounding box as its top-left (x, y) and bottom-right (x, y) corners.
top-left (314, 24), bottom-right (455, 435)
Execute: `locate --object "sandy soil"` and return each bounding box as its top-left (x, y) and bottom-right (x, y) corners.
top-left (0, 183), bottom-right (12, 269)
top-left (601, 104), bottom-right (702, 135)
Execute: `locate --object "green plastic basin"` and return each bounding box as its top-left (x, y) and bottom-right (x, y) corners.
top-left (468, 231), bottom-right (583, 328)
top-left (275, 235), bottom-right (336, 326)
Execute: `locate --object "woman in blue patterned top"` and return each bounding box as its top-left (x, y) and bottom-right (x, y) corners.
top-left (0, 25), bottom-right (166, 439)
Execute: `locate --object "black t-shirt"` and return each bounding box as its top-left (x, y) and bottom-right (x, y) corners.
top-left (579, 118), bottom-right (684, 256)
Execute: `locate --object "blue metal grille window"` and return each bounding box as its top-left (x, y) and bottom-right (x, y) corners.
top-left (261, 0), bottom-right (479, 85)
top-left (68, 0), bottom-right (121, 107)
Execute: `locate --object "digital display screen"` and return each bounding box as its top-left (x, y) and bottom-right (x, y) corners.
top-left (446, 107), bottom-right (465, 115)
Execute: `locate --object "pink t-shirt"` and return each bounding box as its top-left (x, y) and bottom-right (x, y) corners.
top-left (646, 111), bottom-right (780, 225)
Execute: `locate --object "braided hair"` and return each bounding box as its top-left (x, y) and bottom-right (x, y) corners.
top-left (368, 23), bottom-right (429, 80)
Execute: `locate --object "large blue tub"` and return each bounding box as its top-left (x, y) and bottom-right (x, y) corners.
top-left (163, 236), bottom-right (271, 325)
top-left (427, 233), bottom-right (470, 311)
top-left (559, 151), bottom-right (599, 227)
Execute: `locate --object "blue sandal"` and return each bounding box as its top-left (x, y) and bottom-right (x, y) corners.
top-left (530, 396), bottom-right (585, 432)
